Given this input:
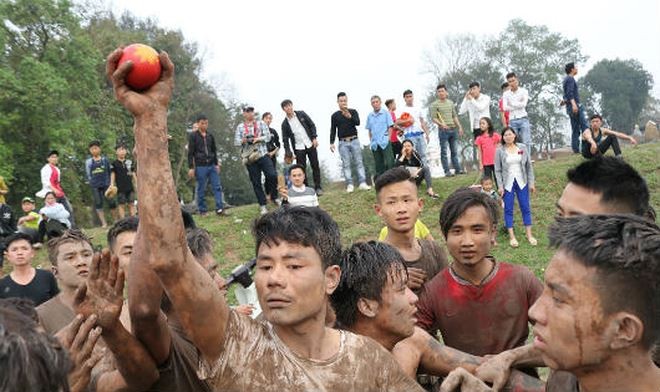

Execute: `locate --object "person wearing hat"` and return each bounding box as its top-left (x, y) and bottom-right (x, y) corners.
top-left (36, 150), bottom-right (76, 228)
top-left (85, 140), bottom-right (117, 228)
top-left (17, 197), bottom-right (41, 246)
top-left (234, 106), bottom-right (278, 215)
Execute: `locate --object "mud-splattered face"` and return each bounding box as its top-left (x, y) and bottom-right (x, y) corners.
top-left (445, 205), bottom-right (494, 268)
top-left (255, 241), bottom-right (335, 328)
top-left (373, 267), bottom-right (419, 340)
top-left (529, 251), bottom-right (610, 371)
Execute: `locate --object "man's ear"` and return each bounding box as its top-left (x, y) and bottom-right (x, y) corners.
top-left (51, 265), bottom-right (58, 278)
top-left (609, 312), bottom-right (644, 350)
top-left (374, 202), bottom-right (382, 217)
top-left (324, 265), bottom-right (341, 295)
top-left (357, 298), bottom-right (379, 318)
top-left (491, 224), bottom-right (498, 245)
top-left (418, 197), bottom-right (424, 212)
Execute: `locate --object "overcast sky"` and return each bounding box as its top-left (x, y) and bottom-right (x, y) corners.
top-left (107, 0), bottom-right (660, 176)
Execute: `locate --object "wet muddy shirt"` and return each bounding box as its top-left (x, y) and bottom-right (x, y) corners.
top-left (415, 261), bottom-right (543, 356)
top-left (405, 239), bottom-right (449, 295)
top-left (199, 311), bottom-right (423, 392)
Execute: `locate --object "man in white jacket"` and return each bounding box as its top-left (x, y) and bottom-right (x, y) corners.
top-left (459, 82), bottom-right (491, 163)
top-left (36, 150), bottom-right (75, 228)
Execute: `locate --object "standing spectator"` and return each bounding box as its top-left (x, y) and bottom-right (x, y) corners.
top-left (262, 112), bottom-right (281, 170)
top-left (563, 62), bottom-right (590, 154)
top-left (280, 100), bottom-right (323, 195)
top-left (459, 81), bottom-right (491, 162)
top-left (502, 72), bottom-right (532, 156)
top-left (235, 106), bottom-right (278, 215)
top-left (330, 92), bottom-right (370, 192)
top-left (17, 197), bottom-right (40, 245)
top-left (495, 127), bottom-right (537, 248)
top-left (279, 164), bottom-right (319, 207)
top-left (0, 233), bottom-right (58, 306)
top-left (0, 197), bottom-right (17, 269)
top-left (187, 114), bottom-right (226, 217)
top-left (395, 90), bottom-right (430, 165)
top-left (36, 150), bottom-right (75, 228)
top-left (581, 114), bottom-right (636, 159)
top-left (0, 175), bottom-right (7, 205)
top-left (430, 84), bottom-right (464, 177)
top-left (498, 82), bottom-right (510, 128)
top-left (110, 143), bottom-right (136, 218)
top-left (385, 99), bottom-right (403, 157)
top-left (85, 140), bottom-right (116, 228)
top-left (395, 140), bottom-right (438, 199)
top-left (366, 95), bottom-right (395, 178)
top-left (474, 117), bottom-right (502, 186)
top-left (37, 191), bottom-right (70, 243)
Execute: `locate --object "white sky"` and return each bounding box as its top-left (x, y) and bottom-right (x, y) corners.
top-left (106, 0), bottom-right (660, 177)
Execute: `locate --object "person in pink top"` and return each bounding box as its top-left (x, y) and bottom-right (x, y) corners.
top-left (475, 117), bottom-right (502, 187)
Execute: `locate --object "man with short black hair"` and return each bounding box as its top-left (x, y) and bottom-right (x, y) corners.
top-left (236, 106), bottom-right (279, 215)
top-left (331, 92), bottom-right (370, 192)
top-left (562, 62), bottom-right (589, 154)
top-left (280, 164), bottom-right (319, 207)
top-left (187, 114), bottom-right (226, 216)
top-left (430, 84), bottom-right (464, 177)
top-left (503, 72), bottom-right (532, 156)
top-left (459, 81), bottom-right (491, 162)
top-left (581, 114), bottom-right (636, 158)
top-left (280, 99), bottom-right (323, 195)
top-left (366, 95), bottom-right (395, 177)
top-left (86, 140), bottom-right (117, 228)
top-left (396, 90), bottom-right (430, 166)
top-left (262, 112), bottom-right (281, 170)
top-left (0, 232), bottom-right (58, 306)
top-left (107, 216), bottom-right (138, 270)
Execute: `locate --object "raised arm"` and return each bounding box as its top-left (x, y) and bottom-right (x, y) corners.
top-left (107, 47), bottom-right (229, 363)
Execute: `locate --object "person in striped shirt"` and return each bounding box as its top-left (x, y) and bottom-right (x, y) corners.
top-left (280, 164), bottom-right (319, 208)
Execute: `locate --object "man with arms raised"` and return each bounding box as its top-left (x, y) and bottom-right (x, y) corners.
top-left (108, 47), bottom-right (421, 391)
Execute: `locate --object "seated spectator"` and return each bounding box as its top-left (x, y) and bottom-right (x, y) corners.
top-left (279, 164), bottom-right (319, 207)
top-left (17, 197), bottom-right (41, 245)
top-left (395, 139), bottom-right (439, 199)
top-left (581, 114), bottom-right (637, 159)
top-left (37, 191), bottom-right (70, 243)
top-left (0, 196), bottom-right (17, 269)
top-left (0, 233), bottom-right (58, 306)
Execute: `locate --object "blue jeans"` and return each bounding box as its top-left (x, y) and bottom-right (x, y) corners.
top-left (438, 129), bottom-right (462, 173)
top-left (195, 165), bottom-right (223, 213)
top-left (338, 138), bottom-right (366, 185)
top-left (509, 118), bottom-right (532, 156)
top-left (503, 179), bottom-right (532, 229)
top-left (567, 105), bottom-right (588, 153)
top-left (247, 156), bottom-right (278, 206)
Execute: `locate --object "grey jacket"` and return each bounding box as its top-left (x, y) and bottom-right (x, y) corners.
top-left (494, 143), bottom-right (535, 191)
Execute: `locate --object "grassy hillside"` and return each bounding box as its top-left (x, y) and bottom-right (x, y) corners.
top-left (10, 143), bottom-right (659, 298)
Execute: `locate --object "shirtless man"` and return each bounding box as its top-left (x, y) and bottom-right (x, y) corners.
top-left (108, 47), bottom-right (421, 391)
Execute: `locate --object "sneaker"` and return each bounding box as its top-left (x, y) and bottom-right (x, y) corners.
top-left (260, 205), bottom-right (268, 215)
top-left (216, 209), bottom-right (230, 216)
top-left (32, 242), bottom-right (43, 250)
top-left (445, 173), bottom-right (455, 178)
top-left (358, 182), bottom-right (371, 191)
top-left (346, 184), bottom-right (354, 193)
top-left (274, 198), bottom-right (282, 207)
top-left (315, 188), bottom-right (324, 196)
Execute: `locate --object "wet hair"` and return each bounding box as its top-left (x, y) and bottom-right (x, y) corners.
top-left (501, 82), bottom-right (509, 90)
top-left (288, 163), bottom-right (306, 176)
top-left (436, 83), bottom-right (447, 91)
top-left (374, 167), bottom-right (416, 197)
top-left (0, 298), bottom-right (39, 323)
top-left (565, 62), bottom-right (576, 75)
top-left (0, 306), bottom-right (71, 392)
top-left (480, 117), bottom-right (495, 137)
top-left (566, 156), bottom-right (649, 216)
top-left (549, 215), bottom-right (660, 349)
top-left (280, 99), bottom-right (293, 108)
top-left (403, 89), bottom-right (413, 97)
top-left (500, 126), bottom-right (519, 145)
top-left (47, 229), bottom-right (93, 266)
top-left (262, 112), bottom-right (272, 120)
top-left (468, 81), bottom-right (480, 89)
top-left (439, 187), bottom-right (499, 237)
top-left (195, 113), bottom-right (208, 122)
top-left (3, 232), bottom-right (34, 248)
top-left (337, 92), bottom-right (347, 99)
top-left (330, 241), bottom-right (407, 328)
top-left (506, 72), bottom-right (517, 80)
top-left (252, 206), bottom-right (341, 269)
top-left (107, 216), bottom-right (138, 252)
top-left (186, 228), bottom-right (213, 259)
top-left (590, 114), bottom-right (603, 121)
top-left (384, 99), bottom-right (395, 108)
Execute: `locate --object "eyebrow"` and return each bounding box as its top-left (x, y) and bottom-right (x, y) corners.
top-left (547, 281), bottom-right (572, 298)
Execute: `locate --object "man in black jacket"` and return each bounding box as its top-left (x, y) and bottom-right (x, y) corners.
top-left (280, 99), bottom-right (323, 195)
top-left (187, 114), bottom-right (226, 216)
top-left (0, 200), bottom-right (17, 270)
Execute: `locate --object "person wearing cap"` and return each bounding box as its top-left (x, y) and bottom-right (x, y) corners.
top-left (36, 150), bottom-right (76, 228)
top-left (235, 106), bottom-right (278, 215)
top-left (17, 197), bottom-right (41, 245)
top-left (85, 140), bottom-right (117, 228)
top-left (187, 114), bottom-right (227, 217)
top-left (111, 143), bottom-right (137, 218)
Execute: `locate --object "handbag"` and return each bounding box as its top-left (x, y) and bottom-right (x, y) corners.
top-left (241, 146), bottom-right (262, 165)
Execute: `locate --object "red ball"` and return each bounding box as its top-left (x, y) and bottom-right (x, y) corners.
top-left (118, 44), bottom-right (162, 91)
top-left (398, 112), bottom-right (414, 128)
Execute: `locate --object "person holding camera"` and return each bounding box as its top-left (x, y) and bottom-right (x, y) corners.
top-left (235, 106), bottom-right (278, 215)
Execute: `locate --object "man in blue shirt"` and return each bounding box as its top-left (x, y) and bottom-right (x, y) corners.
top-left (366, 95), bottom-right (395, 177)
top-left (562, 62), bottom-right (589, 154)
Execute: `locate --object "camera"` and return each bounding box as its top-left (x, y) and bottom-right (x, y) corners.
top-left (224, 258), bottom-right (257, 288)
top-left (245, 134), bottom-right (255, 145)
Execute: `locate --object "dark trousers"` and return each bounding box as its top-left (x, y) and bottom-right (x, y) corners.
top-left (567, 105), bottom-right (589, 153)
top-left (581, 135), bottom-right (621, 158)
top-left (247, 156), bottom-right (278, 206)
top-left (294, 147), bottom-right (322, 190)
top-left (391, 141), bottom-right (403, 158)
top-left (372, 144), bottom-right (394, 177)
top-left (472, 128), bottom-right (483, 162)
top-left (38, 220), bottom-right (67, 243)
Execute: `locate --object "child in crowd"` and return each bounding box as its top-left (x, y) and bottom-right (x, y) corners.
top-left (474, 117), bottom-right (501, 187)
top-left (17, 197), bottom-right (41, 245)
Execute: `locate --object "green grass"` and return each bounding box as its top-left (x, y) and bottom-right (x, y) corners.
top-left (10, 143), bottom-right (660, 301)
